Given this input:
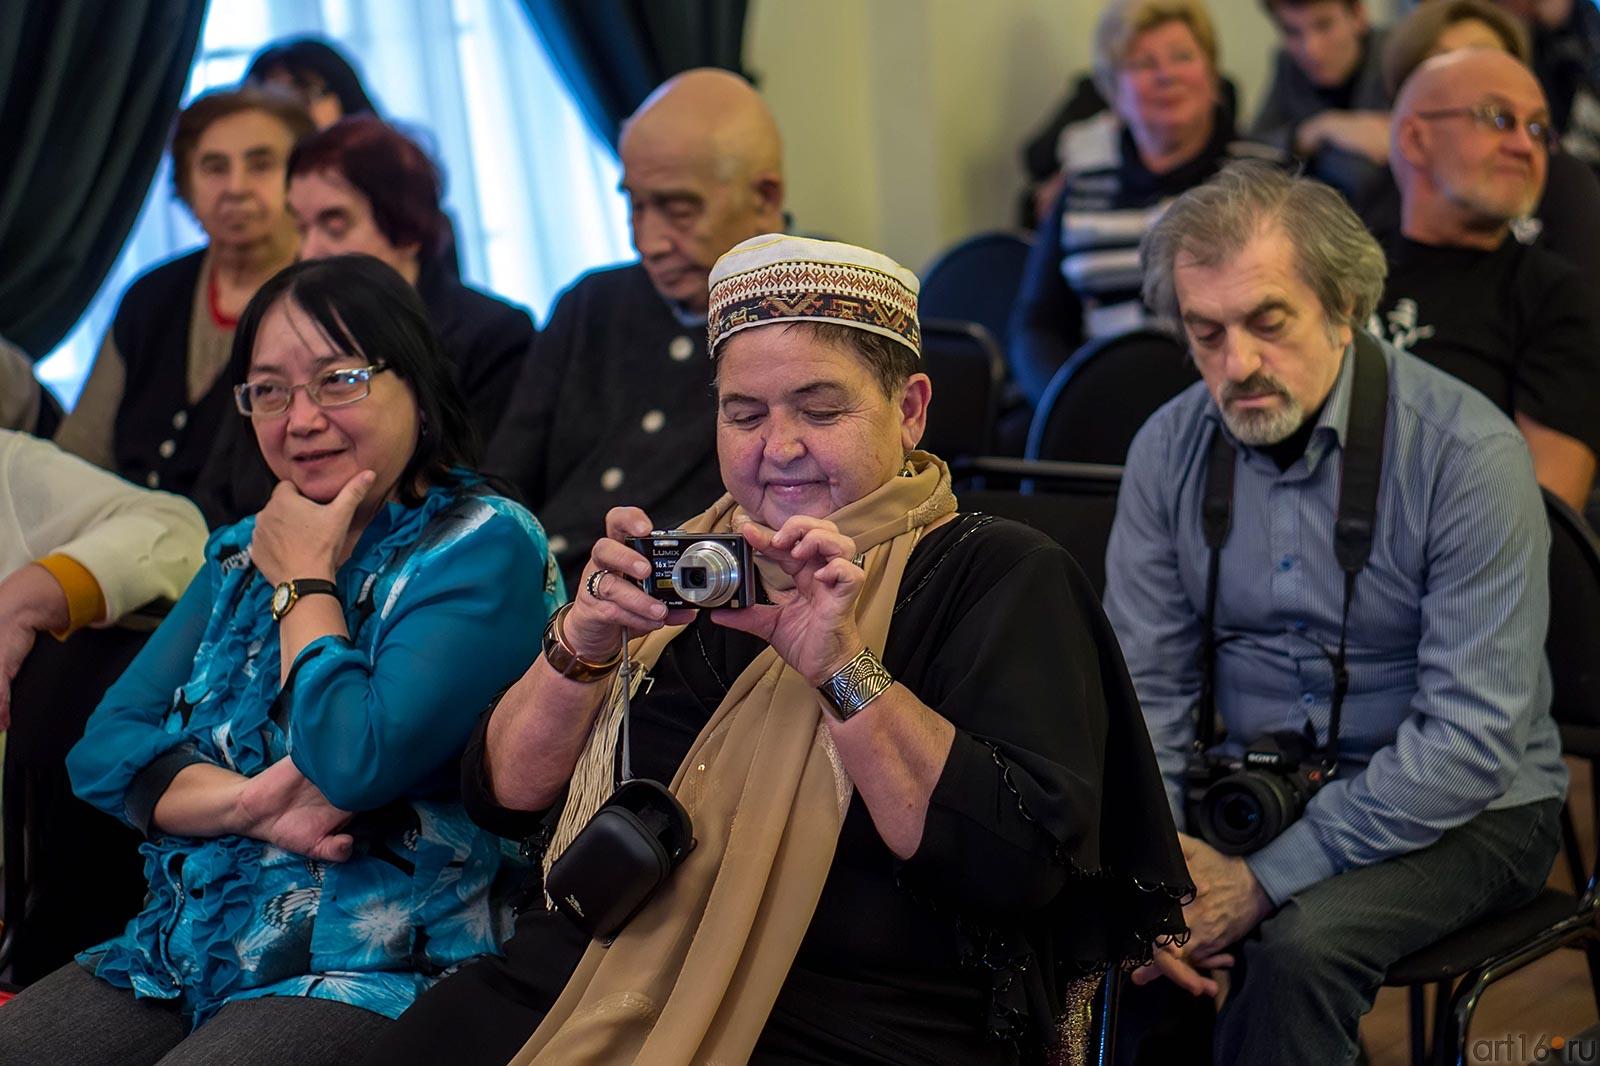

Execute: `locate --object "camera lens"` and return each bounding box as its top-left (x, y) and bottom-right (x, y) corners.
top-left (1201, 772), bottom-right (1295, 855)
top-left (671, 541), bottom-right (742, 606)
top-left (1216, 792), bottom-right (1261, 838)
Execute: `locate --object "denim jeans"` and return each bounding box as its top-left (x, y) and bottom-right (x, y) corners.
top-left (1119, 798), bottom-right (1563, 1066)
top-left (1217, 798), bottom-right (1562, 1065)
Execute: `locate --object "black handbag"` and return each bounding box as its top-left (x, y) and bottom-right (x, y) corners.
top-left (545, 778), bottom-right (695, 941)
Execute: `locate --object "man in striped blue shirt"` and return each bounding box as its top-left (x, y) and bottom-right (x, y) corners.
top-left (1104, 161), bottom-right (1565, 1064)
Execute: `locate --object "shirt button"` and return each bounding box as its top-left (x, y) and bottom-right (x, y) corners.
top-left (146, 472), bottom-right (160, 488)
top-left (1278, 555), bottom-right (1294, 572)
top-left (641, 409), bottom-right (666, 434)
top-left (158, 439), bottom-right (177, 459)
top-left (172, 410), bottom-right (188, 430)
top-left (548, 535), bottom-right (569, 555)
top-left (1294, 620), bottom-right (1309, 632)
top-left (1301, 693), bottom-right (1315, 706)
top-left (600, 467), bottom-right (624, 491)
top-left (669, 336), bottom-right (694, 361)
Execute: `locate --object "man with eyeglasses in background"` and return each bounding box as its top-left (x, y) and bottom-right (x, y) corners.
top-left (1376, 47), bottom-right (1600, 511)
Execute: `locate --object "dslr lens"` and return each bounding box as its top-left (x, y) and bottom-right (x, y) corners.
top-left (1201, 773), bottom-right (1292, 855)
top-left (1216, 792), bottom-right (1261, 838)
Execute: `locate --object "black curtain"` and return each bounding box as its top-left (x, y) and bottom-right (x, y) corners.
top-left (518, 0), bottom-right (748, 148)
top-left (0, 0), bottom-right (206, 357)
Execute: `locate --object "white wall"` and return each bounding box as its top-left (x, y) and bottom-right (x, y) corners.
top-left (745, 0), bottom-right (1285, 273)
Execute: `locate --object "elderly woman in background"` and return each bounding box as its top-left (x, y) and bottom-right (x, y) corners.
top-left (54, 88), bottom-right (314, 500)
top-left (1009, 0), bottom-right (1282, 406)
top-left (0, 255), bottom-right (562, 1065)
top-left (371, 235), bottom-right (1190, 1066)
top-left (195, 116), bottom-right (534, 527)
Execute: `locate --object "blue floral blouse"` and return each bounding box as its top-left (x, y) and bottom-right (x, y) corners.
top-left (67, 481), bottom-right (564, 1026)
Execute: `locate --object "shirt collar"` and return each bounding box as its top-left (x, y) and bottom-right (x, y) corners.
top-left (1203, 340), bottom-right (1356, 476)
top-left (669, 300), bottom-right (708, 328)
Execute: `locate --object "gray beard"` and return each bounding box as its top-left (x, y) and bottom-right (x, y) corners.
top-left (1222, 398), bottom-right (1306, 446)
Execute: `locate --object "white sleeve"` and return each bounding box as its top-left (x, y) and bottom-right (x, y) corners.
top-left (2, 430), bottom-right (208, 622)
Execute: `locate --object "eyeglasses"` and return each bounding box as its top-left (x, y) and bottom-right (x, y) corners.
top-left (1414, 104), bottom-right (1558, 151)
top-left (234, 363), bottom-right (390, 417)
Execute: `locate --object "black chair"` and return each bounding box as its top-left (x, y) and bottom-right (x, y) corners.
top-left (919, 231), bottom-right (1033, 356)
top-left (1026, 329), bottom-right (1196, 466)
top-left (2, 623), bottom-right (154, 982)
top-left (952, 457), bottom-right (1121, 596)
top-left (1548, 498), bottom-right (1600, 894)
top-left (921, 319), bottom-right (1003, 462)
top-left (1381, 491), bottom-right (1600, 1066)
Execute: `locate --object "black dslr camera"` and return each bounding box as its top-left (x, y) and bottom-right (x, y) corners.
top-left (625, 531), bottom-right (758, 609)
top-left (1184, 727), bottom-right (1331, 855)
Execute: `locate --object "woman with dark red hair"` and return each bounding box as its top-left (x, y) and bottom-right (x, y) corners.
top-left (194, 117), bottom-right (536, 526)
top-left (287, 117), bottom-right (533, 439)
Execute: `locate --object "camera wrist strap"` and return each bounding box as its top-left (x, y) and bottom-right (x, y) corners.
top-left (1195, 332), bottom-right (1389, 771)
top-left (618, 627), bottom-right (636, 784)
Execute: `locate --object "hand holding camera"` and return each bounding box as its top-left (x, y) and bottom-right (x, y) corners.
top-left (710, 515), bottom-right (868, 689)
top-left (568, 507), bottom-right (696, 662)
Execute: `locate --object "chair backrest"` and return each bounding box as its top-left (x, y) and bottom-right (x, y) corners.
top-left (1027, 328), bottom-right (1197, 466)
top-left (921, 319), bottom-right (1003, 461)
top-left (919, 231), bottom-right (1034, 355)
top-left (955, 457), bottom-right (1122, 596)
top-left (1545, 490), bottom-right (1600, 728)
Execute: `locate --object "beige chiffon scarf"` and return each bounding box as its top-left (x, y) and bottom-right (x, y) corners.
top-left (510, 452), bottom-right (956, 1066)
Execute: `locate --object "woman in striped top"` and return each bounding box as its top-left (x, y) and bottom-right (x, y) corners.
top-left (1010, 0), bottom-right (1281, 405)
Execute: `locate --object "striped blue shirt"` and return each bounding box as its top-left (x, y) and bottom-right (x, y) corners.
top-left (1103, 335), bottom-right (1566, 904)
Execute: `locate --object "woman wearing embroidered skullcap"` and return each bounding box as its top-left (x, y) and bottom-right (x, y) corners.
top-left (0, 256), bottom-right (564, 1064)
top-left (362, 234), bottom-right (1192, 1066)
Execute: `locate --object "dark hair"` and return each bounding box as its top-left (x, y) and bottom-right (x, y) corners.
top-left (1382, 0), bottom-right (1530, 97)
top-left (792, 322), bottom-right (921, 396)
top-left (171, 87), bottom-right (315, 205)
top-left (1260, 0), bottom-right (1360, 17)
top-left (288, 116), bottom-right (446, 258)
top-left (229, 255), bottom-right (479, 505)
top-left (245, 37), bottom-right (379, 120)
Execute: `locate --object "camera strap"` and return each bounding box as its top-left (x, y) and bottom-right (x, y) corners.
top-left (1195, 332), bottom-right (1388, 773)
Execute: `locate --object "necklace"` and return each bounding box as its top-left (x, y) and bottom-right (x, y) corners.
top-left (693, 623), bottom-right (729, 698)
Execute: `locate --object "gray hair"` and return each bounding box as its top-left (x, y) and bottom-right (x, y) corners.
top-left (1140, 160), bottom-right (1386, 332)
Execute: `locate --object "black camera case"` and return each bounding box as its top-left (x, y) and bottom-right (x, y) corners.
top-left (545, 779), bottom-right (696, 941)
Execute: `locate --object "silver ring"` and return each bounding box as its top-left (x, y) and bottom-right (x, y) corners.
top-left (585, 568), bottom-right (612, 600)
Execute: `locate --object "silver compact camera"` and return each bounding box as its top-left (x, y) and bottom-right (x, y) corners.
top-left (625, 531), bottom-right (758, 609)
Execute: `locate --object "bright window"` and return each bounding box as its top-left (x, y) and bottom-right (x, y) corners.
top-left (39, 0), bottom-right (633, 407)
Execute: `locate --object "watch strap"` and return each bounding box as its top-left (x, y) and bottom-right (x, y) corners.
top-left (273, 578), bottom-right (340, 621)
top-left (817, 648), bottom-right (894, 722)
top-left (543, 603), bottom-right (623, 683)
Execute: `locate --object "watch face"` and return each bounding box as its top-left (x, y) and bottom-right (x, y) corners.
top-left (272, 583), bottom-right (292, 617)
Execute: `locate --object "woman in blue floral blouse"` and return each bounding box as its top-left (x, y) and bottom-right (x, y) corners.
top-left (0, 255), bottom-right (562, 1066)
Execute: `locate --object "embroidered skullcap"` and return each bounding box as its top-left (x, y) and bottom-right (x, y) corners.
top-left (706, 234), bottom-right (921, 358)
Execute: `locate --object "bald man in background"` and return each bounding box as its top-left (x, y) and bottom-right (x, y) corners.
top-left (1373, 49), bottom-right (1600, 509)
top-left (485, 68), bottom-right (785, 588)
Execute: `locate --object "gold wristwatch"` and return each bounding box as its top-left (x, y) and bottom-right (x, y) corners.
top-left (270, 578), bottom-right (339, 622)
